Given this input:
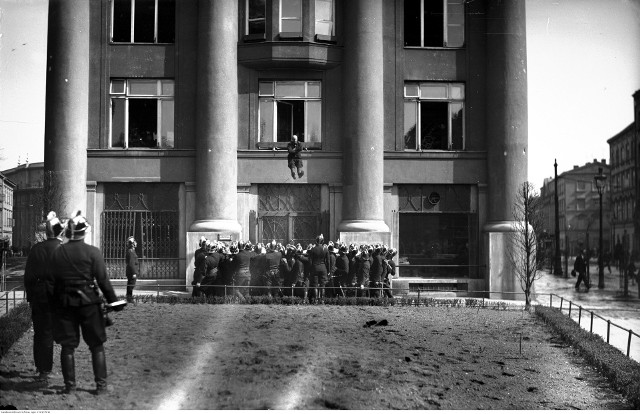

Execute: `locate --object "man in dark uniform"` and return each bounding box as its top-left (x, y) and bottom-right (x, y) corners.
top-left (264, 240), bottom-right (283, 297)
top-left (356, 247), bottom-right (370, 298)
top-left (250, 243), bottom-right (267, 296)
top-left (125, 236), bottom-right (139, 303)
top-left (23, 211), bottom-right (63, 383)
top-left (287, 134), bottom-right (305, 179)
top-left (346, 244), bottom-right (358, 297)
top-left (234, 241), bottom-right (254, 300)
top-left (192, 238), bottom-right (208, 297)
top-left (382, 247), bottom-right (396, 298)
top-left (201, 241), bottom-right (223, 297)
top-left (369, 244), bottom-right (385, 298)
top-left (47, 211), bottom-right (125, 394)
top-left (309, 234), bottom-right (329, 301)
top-left (334, 243), bottom-right (349, 297)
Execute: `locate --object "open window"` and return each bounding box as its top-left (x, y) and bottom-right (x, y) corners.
top-left (110, 79), bottom-right (175, 149)
top-left (404, 0), bottom-right (464, 48)
top-left (258, 81), bottom-right (322, 148)
top-left (111, 0), bottom-right (175, 43)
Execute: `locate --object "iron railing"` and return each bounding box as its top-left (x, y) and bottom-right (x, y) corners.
top-left (547, 293), bottom-right (639, 360)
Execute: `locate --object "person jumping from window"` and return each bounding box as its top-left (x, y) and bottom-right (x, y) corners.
top-left (287, 134), bottom-right (306, 179)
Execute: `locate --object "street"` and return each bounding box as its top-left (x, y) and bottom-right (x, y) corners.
top-left (534, 262), bottom-right (640, 363)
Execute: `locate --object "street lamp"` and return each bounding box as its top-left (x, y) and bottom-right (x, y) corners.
top-left (594, 167), bottom-right (607, 289)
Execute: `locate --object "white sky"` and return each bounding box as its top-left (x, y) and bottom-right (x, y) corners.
top-left (1, 0), bottom-right (639, 190)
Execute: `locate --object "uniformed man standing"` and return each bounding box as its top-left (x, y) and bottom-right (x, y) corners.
top-left (192, 238), bottom-right (208, 297)
top-left (125, 236), bottom-right (139, 303)
top-left (309, 234), bottom-right (329, 301)
top-left (23, 211), bottom-right (63, 383)
top-left (264, 240), bottom-right (283, 297)
top-left (47, 211), bottom-right (125, 394)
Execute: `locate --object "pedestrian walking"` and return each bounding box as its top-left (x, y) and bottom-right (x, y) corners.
top-left (47, 211), bottom-right (125, 394)
top-left (125, 236), bottom-right (139, 303)
top-left (23, 211), bottom-right (63, 383)
top-left (573, 250), bottom-right (589, 291)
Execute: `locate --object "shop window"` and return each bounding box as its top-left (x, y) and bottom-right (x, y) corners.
top-left (111, 0), bottom-right (175, 43)
top-left (404, 0), bottom-right (464, 48)
top-left (398, 185), bottom-right (478, 279)
top-left (404, 82), bottom-right (464, 150)
top-left (258, 81), bottom-right (321, 146)
top-left (110, 79), bottom-right (175, 149)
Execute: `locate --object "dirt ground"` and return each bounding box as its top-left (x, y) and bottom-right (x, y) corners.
top-left (0, 303), bottom-right (633, 410)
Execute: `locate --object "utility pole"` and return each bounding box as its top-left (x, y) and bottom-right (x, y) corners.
top-left (553, 160), bottom-right (563, 275)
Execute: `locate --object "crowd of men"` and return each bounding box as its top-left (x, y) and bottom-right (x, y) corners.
top-left (192, 234), bottom-right (397, 301)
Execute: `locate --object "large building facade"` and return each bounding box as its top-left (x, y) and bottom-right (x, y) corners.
top-left (608, 124), bottom-right (636, 258)
top-left (1, 163), bottom-right (45, 254)
top-left (43, 0), bottom-right (528, 296)
top-left (540, 160), bottom-right (611, 267)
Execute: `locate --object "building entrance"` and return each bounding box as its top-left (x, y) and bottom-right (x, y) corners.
top-left (258, 184), bottom-right (321, 247)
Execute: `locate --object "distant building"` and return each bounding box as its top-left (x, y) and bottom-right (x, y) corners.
top-left (0, 171), bottom-right (17, 250)
top-left (1, 162), bottom-right (45, 254)
top-left (540, 160), bottom-right (611, 262)
top-left (607, 123), bottom-right (635, 258)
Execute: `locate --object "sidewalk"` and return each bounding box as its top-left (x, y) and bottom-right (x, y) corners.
top-left (535, 263), bottom-right (640, 363)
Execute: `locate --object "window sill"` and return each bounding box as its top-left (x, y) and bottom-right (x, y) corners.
top-left (314, 34), bottom-right (336, 44)
top-left (243, 33), bottom-right (266, 43)
top-left (255, 142), bottom-right (321, 151)
top-left (279, 32), bottom-right (303, 41)
top-left (109, 41), bottom-right (175, 45)
top-left (403, 45), bottom-right (465, 50)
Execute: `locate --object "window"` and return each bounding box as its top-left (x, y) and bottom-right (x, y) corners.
top-left (280, 0), bottom-right (302, 33)
top-left (246, 0), bottom-right (266, 35)
top-left (576, 181), bottom-right (586, 191)
top-left (404, 82), bottom-right (464, 150)
top-left (110, 79), bottom-right (175, 149)
top-left (575, 199), bottom-right (585, 211)
top-left (404, 0), bottom-right (464, 48)
top-left (111, 0), bottom-right (175, 43)
top-left (258, 81), bottom-right (322, 145)
top-left (315, 0), bottom-right (334, 36)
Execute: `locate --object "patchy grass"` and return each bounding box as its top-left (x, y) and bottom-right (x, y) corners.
top-left (0, 303), bottom-right (31, 360)
top-left (535, 306), bottom-right (640, 408)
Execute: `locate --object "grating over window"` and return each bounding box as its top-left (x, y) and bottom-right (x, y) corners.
top-left (258, 185), bottom-right (321, 247)
top-left (101, 184), bottom-right (178, 280)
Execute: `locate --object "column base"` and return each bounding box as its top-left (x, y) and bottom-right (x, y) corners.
top-left (483, 221), bottom-right (534, 302)
top-left (337, 231), bottom-right (391, 248)
top-left (189, 219), bottom-right (242, 233)
top-left (185, 231), bottom-right (241, 290)
top-left (337, 219), bottom-right (389, 233)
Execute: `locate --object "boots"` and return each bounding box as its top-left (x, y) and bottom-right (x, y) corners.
top-left (91, 347), bottom-right (109, 395)
top-left (60, 352), bottom-right (76, 394)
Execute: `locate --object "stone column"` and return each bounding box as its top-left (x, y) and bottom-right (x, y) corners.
top-left (338, 0), bottom-right (389, 242)
top-left (483, 0), bottom-right (529, 299)
top-left (189, 0), bottom-right (241, 235)
top-left (43, 0), bottom-right (90, 219)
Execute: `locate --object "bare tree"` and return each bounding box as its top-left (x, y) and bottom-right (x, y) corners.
top-left (509, 182), bottom-right (545, 307)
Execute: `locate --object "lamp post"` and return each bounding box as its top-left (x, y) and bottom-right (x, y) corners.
top-left (553, 160), bottom-right (563, 275)
top-left (594, 167), bottom-right (607, 289)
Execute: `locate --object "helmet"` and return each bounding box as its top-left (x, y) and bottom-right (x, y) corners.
top-left (45, 211), bottom-right (64, 239)
top-left (244, 241), bottom-right (253, 251)
top-left (316, 234), bottom-right (324, 243)
top-left (199, 236), bottom-right (207, 248)
top-left (127, 236), bottom-right (137, 248)
top-left (205, 240), bottom-right (215, 253)
top-left (387, 248), bottom-right (397, 258)
top-left (296, 243), bottom-right (303, 254)
top-left (268, 240), bottom-right (277, 251)
top-left (229, 242), bottom-right (239, 254)
top-left (65, 211), bottom-right (90, 240)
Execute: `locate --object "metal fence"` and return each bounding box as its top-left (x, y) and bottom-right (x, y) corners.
top-left (546, 293), bottom-right (639, 360)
